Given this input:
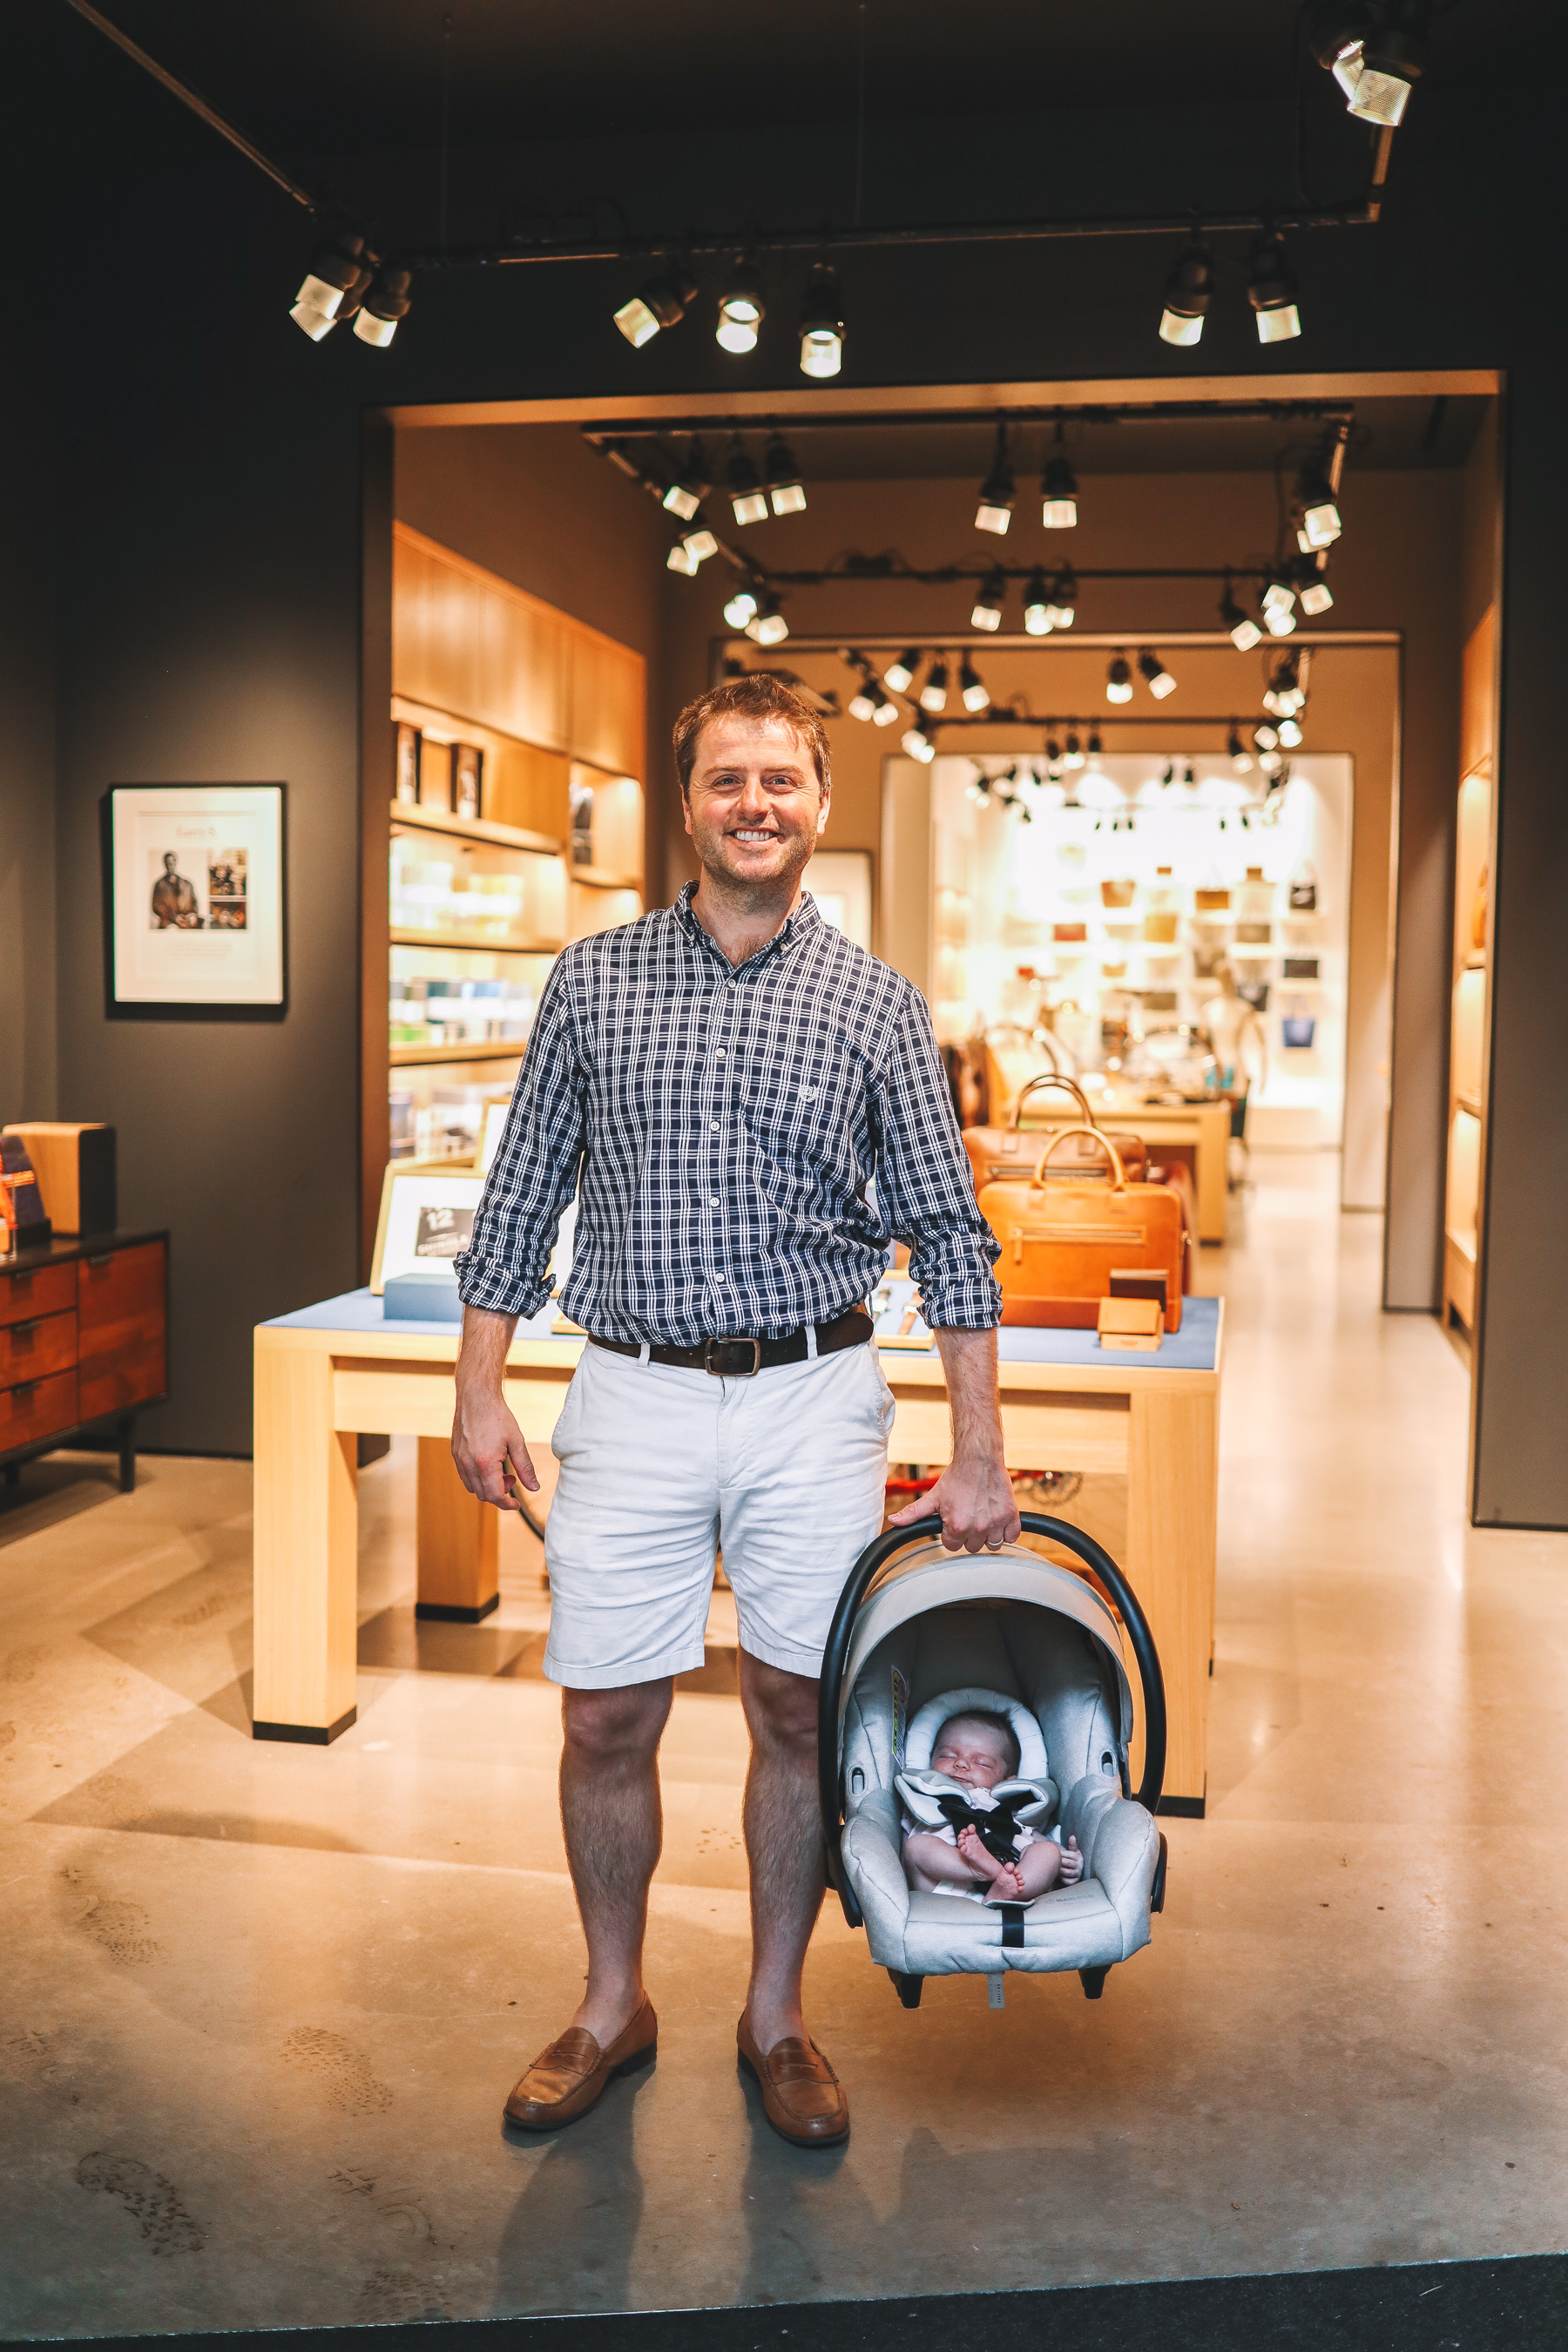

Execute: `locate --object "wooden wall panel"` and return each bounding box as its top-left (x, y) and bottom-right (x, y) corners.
top-left (1461, 605), bottom-right (1496, 778)
top-left (487, 740), bottom-right (571, 840)
top-left (570, 631), bottom-right (646, 778)
top-left (393, 525), bottom-right (570, 751)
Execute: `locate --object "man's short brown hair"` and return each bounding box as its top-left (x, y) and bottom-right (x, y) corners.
top-left (672, 673), bottom-right (831, 799)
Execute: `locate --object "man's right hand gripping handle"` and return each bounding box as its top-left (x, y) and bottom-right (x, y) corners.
top-left (451, 1305), bottom-right (540, 1508)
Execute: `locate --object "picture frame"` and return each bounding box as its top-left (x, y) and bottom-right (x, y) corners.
top-left (807, 849), bottom-right (874, 950)
top-left (105, 782), bottom-right (287, 1018)
top-left (369, 1165), bottom-right (486, 1294)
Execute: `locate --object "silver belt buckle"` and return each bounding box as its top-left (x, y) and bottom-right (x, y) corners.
top-left (704, 1335), bottom-right (762, 1377)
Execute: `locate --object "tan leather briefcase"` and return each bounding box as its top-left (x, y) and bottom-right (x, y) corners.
top-left (978, 1126), bottom-right (1185, 1332)
top-left (963, 1074), bottom-right (1148, 1194)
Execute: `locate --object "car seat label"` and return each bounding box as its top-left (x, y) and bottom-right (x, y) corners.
top-left (891, 1666), bottom-right (909, 1770)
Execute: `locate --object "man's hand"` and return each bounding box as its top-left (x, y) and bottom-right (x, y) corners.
top-left (887, 1324), bottom-right (1020, 1553)
top-left (452, 1304), bottom-right (539, 1510)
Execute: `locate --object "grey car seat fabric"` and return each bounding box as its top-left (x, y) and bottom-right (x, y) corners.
top-left (838, 1570), bottom-right (1161, 1977)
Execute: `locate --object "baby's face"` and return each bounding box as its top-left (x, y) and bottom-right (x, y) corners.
top-left (930, 1723), bottom-right (1010, 1789)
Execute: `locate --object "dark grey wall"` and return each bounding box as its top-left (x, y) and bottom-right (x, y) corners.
top-left (20, 10), bottom-right (1564, 1517)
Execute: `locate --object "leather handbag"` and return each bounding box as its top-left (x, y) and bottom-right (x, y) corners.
top-left (978, 1127), bottom-right (1185, 1332)
top-left (963, 1074), bottom-right (1148, 1193)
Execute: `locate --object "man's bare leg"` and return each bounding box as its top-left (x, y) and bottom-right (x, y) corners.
top-left (559, 1680), bottom-right (672, 2044)
top-left (737, 1650), bottom-right (825, 2051)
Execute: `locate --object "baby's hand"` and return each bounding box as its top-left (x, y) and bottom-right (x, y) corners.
top-left (1059, 1834), bottom-right (1085, 1885)
top-left (956, 1826), bottom-right (1004, 1879)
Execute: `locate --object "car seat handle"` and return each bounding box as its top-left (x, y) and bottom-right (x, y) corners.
top-left (817, 1514), bottom-right (1167, 1920)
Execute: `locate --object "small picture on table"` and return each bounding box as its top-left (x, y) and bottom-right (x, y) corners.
top-left (414, 1204), bottom-right (474, 1260)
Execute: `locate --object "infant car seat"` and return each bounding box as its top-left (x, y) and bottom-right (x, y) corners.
top-left (818, 1513), bottom-right (1168, 2009)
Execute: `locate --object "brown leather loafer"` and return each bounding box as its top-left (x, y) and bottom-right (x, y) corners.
top-left (504, 1996), bottom-right (657, 2132)
top-left (736, 2013), bottom-right (848, 2147)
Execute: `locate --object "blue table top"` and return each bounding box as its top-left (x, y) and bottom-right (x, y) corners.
top-left (264, 1289), bottom-right (1220, 1373)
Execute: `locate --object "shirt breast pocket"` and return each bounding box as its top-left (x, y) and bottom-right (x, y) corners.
top-left (744, 1058), bottom-right (863, 1186)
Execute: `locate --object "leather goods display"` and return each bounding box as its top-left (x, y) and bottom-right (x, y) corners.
top-left (979, 1127), bottom-right (1185, 1331)
top-left (1052, 920), bottom-right (1088, 943)
top-left (1099, 878), bottom-right (1136, 909)
top-left (1193, 887), bottom-right (1230, 912)
top-left (963, 1074), bottom-right (1148, 1193)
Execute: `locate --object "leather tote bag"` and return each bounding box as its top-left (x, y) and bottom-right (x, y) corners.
top-left (979, 1127), bottom-right (1185, 1332)
top-left (963, 1074), bottom-right (1148, 1193)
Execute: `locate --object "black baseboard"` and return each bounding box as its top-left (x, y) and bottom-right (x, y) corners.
top-left (72, 2251), bottom-right (1568, 2352)
top-left (416, 1593), bottom-right (502, 1623)
top-left (252, 1707), bottom-right (357, 1745)
top-left (1156, 1792), bottom-right (1206, 1817)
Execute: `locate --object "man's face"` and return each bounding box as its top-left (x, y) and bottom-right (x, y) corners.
top-left (683, 715), bottom-right (828, 891)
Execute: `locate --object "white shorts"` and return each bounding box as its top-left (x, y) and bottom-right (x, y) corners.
top-left (543, 1338), bottom-right (897, 1688)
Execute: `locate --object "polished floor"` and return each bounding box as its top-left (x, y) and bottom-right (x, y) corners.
top-left (3, 1154), bottom-right (1567, 2337)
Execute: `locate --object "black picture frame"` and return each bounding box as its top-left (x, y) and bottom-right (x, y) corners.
top-left (102, 782), bottom-right (289, 1023)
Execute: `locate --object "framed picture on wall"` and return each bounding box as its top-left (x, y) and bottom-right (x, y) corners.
top-left (807, 849), bottom-right (874, 950)
top-left (105, 783), bottom-right (286, 1016)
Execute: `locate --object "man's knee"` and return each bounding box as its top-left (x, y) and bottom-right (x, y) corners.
top-left (741, 1654), bottom-right (819, 1756)
top-left (562, 1680), bottom-right (671, 1766)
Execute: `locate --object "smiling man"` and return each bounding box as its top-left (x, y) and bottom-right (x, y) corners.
top-left (451, 672), bottom-right (1010, 2148)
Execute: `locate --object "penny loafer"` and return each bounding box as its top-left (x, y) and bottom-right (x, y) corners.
top-left (736, 2013), bottom-right (848, 2146)
top-left (504, 1996), bottom-right (657, 2132)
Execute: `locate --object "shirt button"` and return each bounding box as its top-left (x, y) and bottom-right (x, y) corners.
top-left (709, 1196), bottom-right (720, 1207)
top-left (715, 1049), bottom-right (726, 1058)
top-left (711, 1120), bottom-right (720, 1132)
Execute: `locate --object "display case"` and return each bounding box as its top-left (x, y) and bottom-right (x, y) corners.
top-left (1443, 608), bottom-right (1496, 1338)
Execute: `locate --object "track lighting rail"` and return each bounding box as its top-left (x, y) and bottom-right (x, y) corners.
top-left (585, 403), bottom-right (1357, 441)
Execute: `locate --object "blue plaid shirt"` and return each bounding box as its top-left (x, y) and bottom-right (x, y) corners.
top-left (455, 883), bottom-right (1000, 1343)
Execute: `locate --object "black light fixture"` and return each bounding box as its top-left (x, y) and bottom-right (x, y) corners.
top-left (1254, 722), bottom-right (1281, 751)
top-left (716, 260), bottom-right (766, 354)
top-left (763, 432), bottom-right (807, 516)
top-left (1158, 233), bottom-right (1214, 348)
top-left (798, 266), bottom-right (845, 378)
top-left (883, 649), bottom-right (919, 693)
top-left (1263, 654), bottom-right (1305, 717)
top-left (960, 658), bottom-right (991, 713)
top-left (870, 685), bottom-right (900, 727)
top-left (290, 226), bottom-right (372, 338)
top-left (1279, 715), bottom-right (1304, 747)
top-left (1106, 655), bottom-right (1134, 705)
top-left (1139, 649), bottom-right (1178, 700)
top-left (848, 659), bottom-right (881, 723)
top-left (1044, 568), bottom-right (1078, 630)
top-left (1248, 230), bottom-right (1302, 344)
top-left (1293, 553), bottom-right (1335, 616)
top-left (614, 266), bottom-right (700, 348)
top-left (723, 585), bottom-right (760, 629)
top-left (919, 659), bottom-right (950, 714)
top-left (1228, 726), bottom-right (1254, 774)
top-left (353, 260), bottom-right (412, 347)
top-left (902, 720), bottom-right (936, 763)
top-left (1088, 727), bottom-right (1104, 758)
top-left (667, 515), bottom-right (719, 573)
top-left (1042, 424), bottom-right (1078, 528)
top-left (1308, 3), bottom-right (1430, 128)
top-left (662, 437), bottom-right (709, 522)
top-left (1024, 568), bottom-right (1051, 636)
top-left (1261, 572), bottom-right (1298, 636)
top-left (970, 569), bottom-right (1006, 632)
top-left (1295, 454), bottom-right (1343, 549)
top-left (975, 424), bottom-right (1016, 535)
top-left (1064, 730), bottom-right (1085, 771)
top-left (747, 591), bottom-right (788, 646)
top-left (726, 439), bottom-right (769, 526)
top-left (1220, 577), bottom-right (1264, 651)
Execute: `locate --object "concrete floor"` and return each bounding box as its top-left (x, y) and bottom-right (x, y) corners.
top-left (3, 1152), bottom-right (1567, 2336)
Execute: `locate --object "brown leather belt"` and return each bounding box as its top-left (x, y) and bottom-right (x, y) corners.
top-left (590, 1305), bottom-right (875, 1378)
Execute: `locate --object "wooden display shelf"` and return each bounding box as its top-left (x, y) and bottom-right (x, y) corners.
top-left (389, 1040), bottom-right (526, 1067)
top-left (389, 800), bottom-right (563, 858)
top-left (569, 864), bottom-right (645, 891)
top-left (389, 926), bottom-right (565, 956)
top-left (1455, 1089), bottom-right (1484, 1119)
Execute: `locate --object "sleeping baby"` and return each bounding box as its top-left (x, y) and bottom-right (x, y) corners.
top-left (899, 1709), bottom-right (1083, 1903)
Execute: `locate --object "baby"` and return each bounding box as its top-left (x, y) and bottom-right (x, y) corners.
top-left (902, 1710), bottom-right (1083, 1903)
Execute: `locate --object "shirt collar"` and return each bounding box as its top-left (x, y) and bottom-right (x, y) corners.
top-left (673, 880), bottom-right (823, 966)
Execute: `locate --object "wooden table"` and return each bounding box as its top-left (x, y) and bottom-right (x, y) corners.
top-left (1081, 1095), bottom-right (1233, 1242)
top-left (252, 1294), bottom-right (1222, 1812)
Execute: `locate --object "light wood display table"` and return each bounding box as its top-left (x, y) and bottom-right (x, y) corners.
top-left (253, 1294), bottom-right (1223, 1812)
top-left (1081, 1094), bottom-right (1233, 1243)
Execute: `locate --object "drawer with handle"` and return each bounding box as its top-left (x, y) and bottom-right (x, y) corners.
top-left (0, 1369), bottom-right (79, 1451)
top-left (78, 1243), bottom-right (166, 1421)
top-left (0, 1309), bottom-right (78, 1389)
top-left (1, 1263), bottom-right (76, 1328)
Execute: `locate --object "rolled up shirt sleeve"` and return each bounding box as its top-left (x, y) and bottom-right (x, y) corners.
top-left (873, 990), bottom-right (1002, 1330)
top-left (455, 957), bottom-right (585, 1320)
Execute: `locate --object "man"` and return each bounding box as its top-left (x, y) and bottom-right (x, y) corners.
top-left (451, 672), bottom-right (1017, 2149)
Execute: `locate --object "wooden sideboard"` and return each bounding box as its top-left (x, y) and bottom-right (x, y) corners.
top-left (0, 1232), bottom-right (169, 1491)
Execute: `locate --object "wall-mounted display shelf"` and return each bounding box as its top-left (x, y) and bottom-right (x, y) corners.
top-left (1443, 606), bottom-right (1495, 1340)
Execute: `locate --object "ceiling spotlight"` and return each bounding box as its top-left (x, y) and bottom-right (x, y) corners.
top-left (716, 261), bottom-right (766, 355)
top-left (1248, 231), bottom-right (1302, 343)
top-left (1296, 458), bottom-right (1342, 548)
top-left (971, 570), bottom-right (1006, 632)
top-left (883, 650), bottom-right (919, 693)
top-left (1159, 233), bottom-right (1214, 348)
top-left (1042, 433), bottom-right (1078, 529)
top-left (960, 658), bottom-right (990, 713)
top-left (873, 695), bottom-right (900, 727)
top-left (1220, 580), bottom-right (1263, 651)
top-left (1258, 746), bottom-right (1285, 777)
top-left (1295, 560), bottom-right (1335, 617)
top-left (680, 519), bottom-right (718, 567)
top-left (976, 425), bottom-right (1016, 534)
top-left (1088, 728), bottom-right (1103, 758)
top-left (747, 592), bottom-right (789, 646)
top-left (723, 585), bottom-right (760, 629)
top-left (798, 266), bottom-right (845, 378)
top-left (1045, 737), bottom-right (1064, 771)
top-left (1228, 727), bottom-right (1254, 774)
top-left (1309, 3), bottom-right (1429, 128)
top-left (1024, 568), bottom-right (1051, 636)
top-left (848, 676), bottom-right (881, 723)
top-left (1254, 723), bottom-right (1281, 752)
top-left (726, 440), bottom-right (769, 526)
top-left (1064, 731), bottom-right (1085, 771)
top-left (662, 438), bottom-right (709, 521)
top-left (763, 432), bottom-right (807, 516)
top-left (352, 261), bottom-right (411, 347)
top-left (290, 227), bottom-right (372, 338)
top-left (1139, 650), bottom-right (1178, 700)
top-left (1044, 569), bottom-right (1077, 630)
top-left (920, 660), bottom-right (950, 714)
top-left (1261, 576), bottom-right (1298, 635)
top-left (1279, 716), bottom-right (1304, 747)
top-left (902, 722), bottom-right (936, 763)
top-left (1106, 656), bottom-right (1134, 705)
top-left (614, 267), bottom-right (700, 349)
